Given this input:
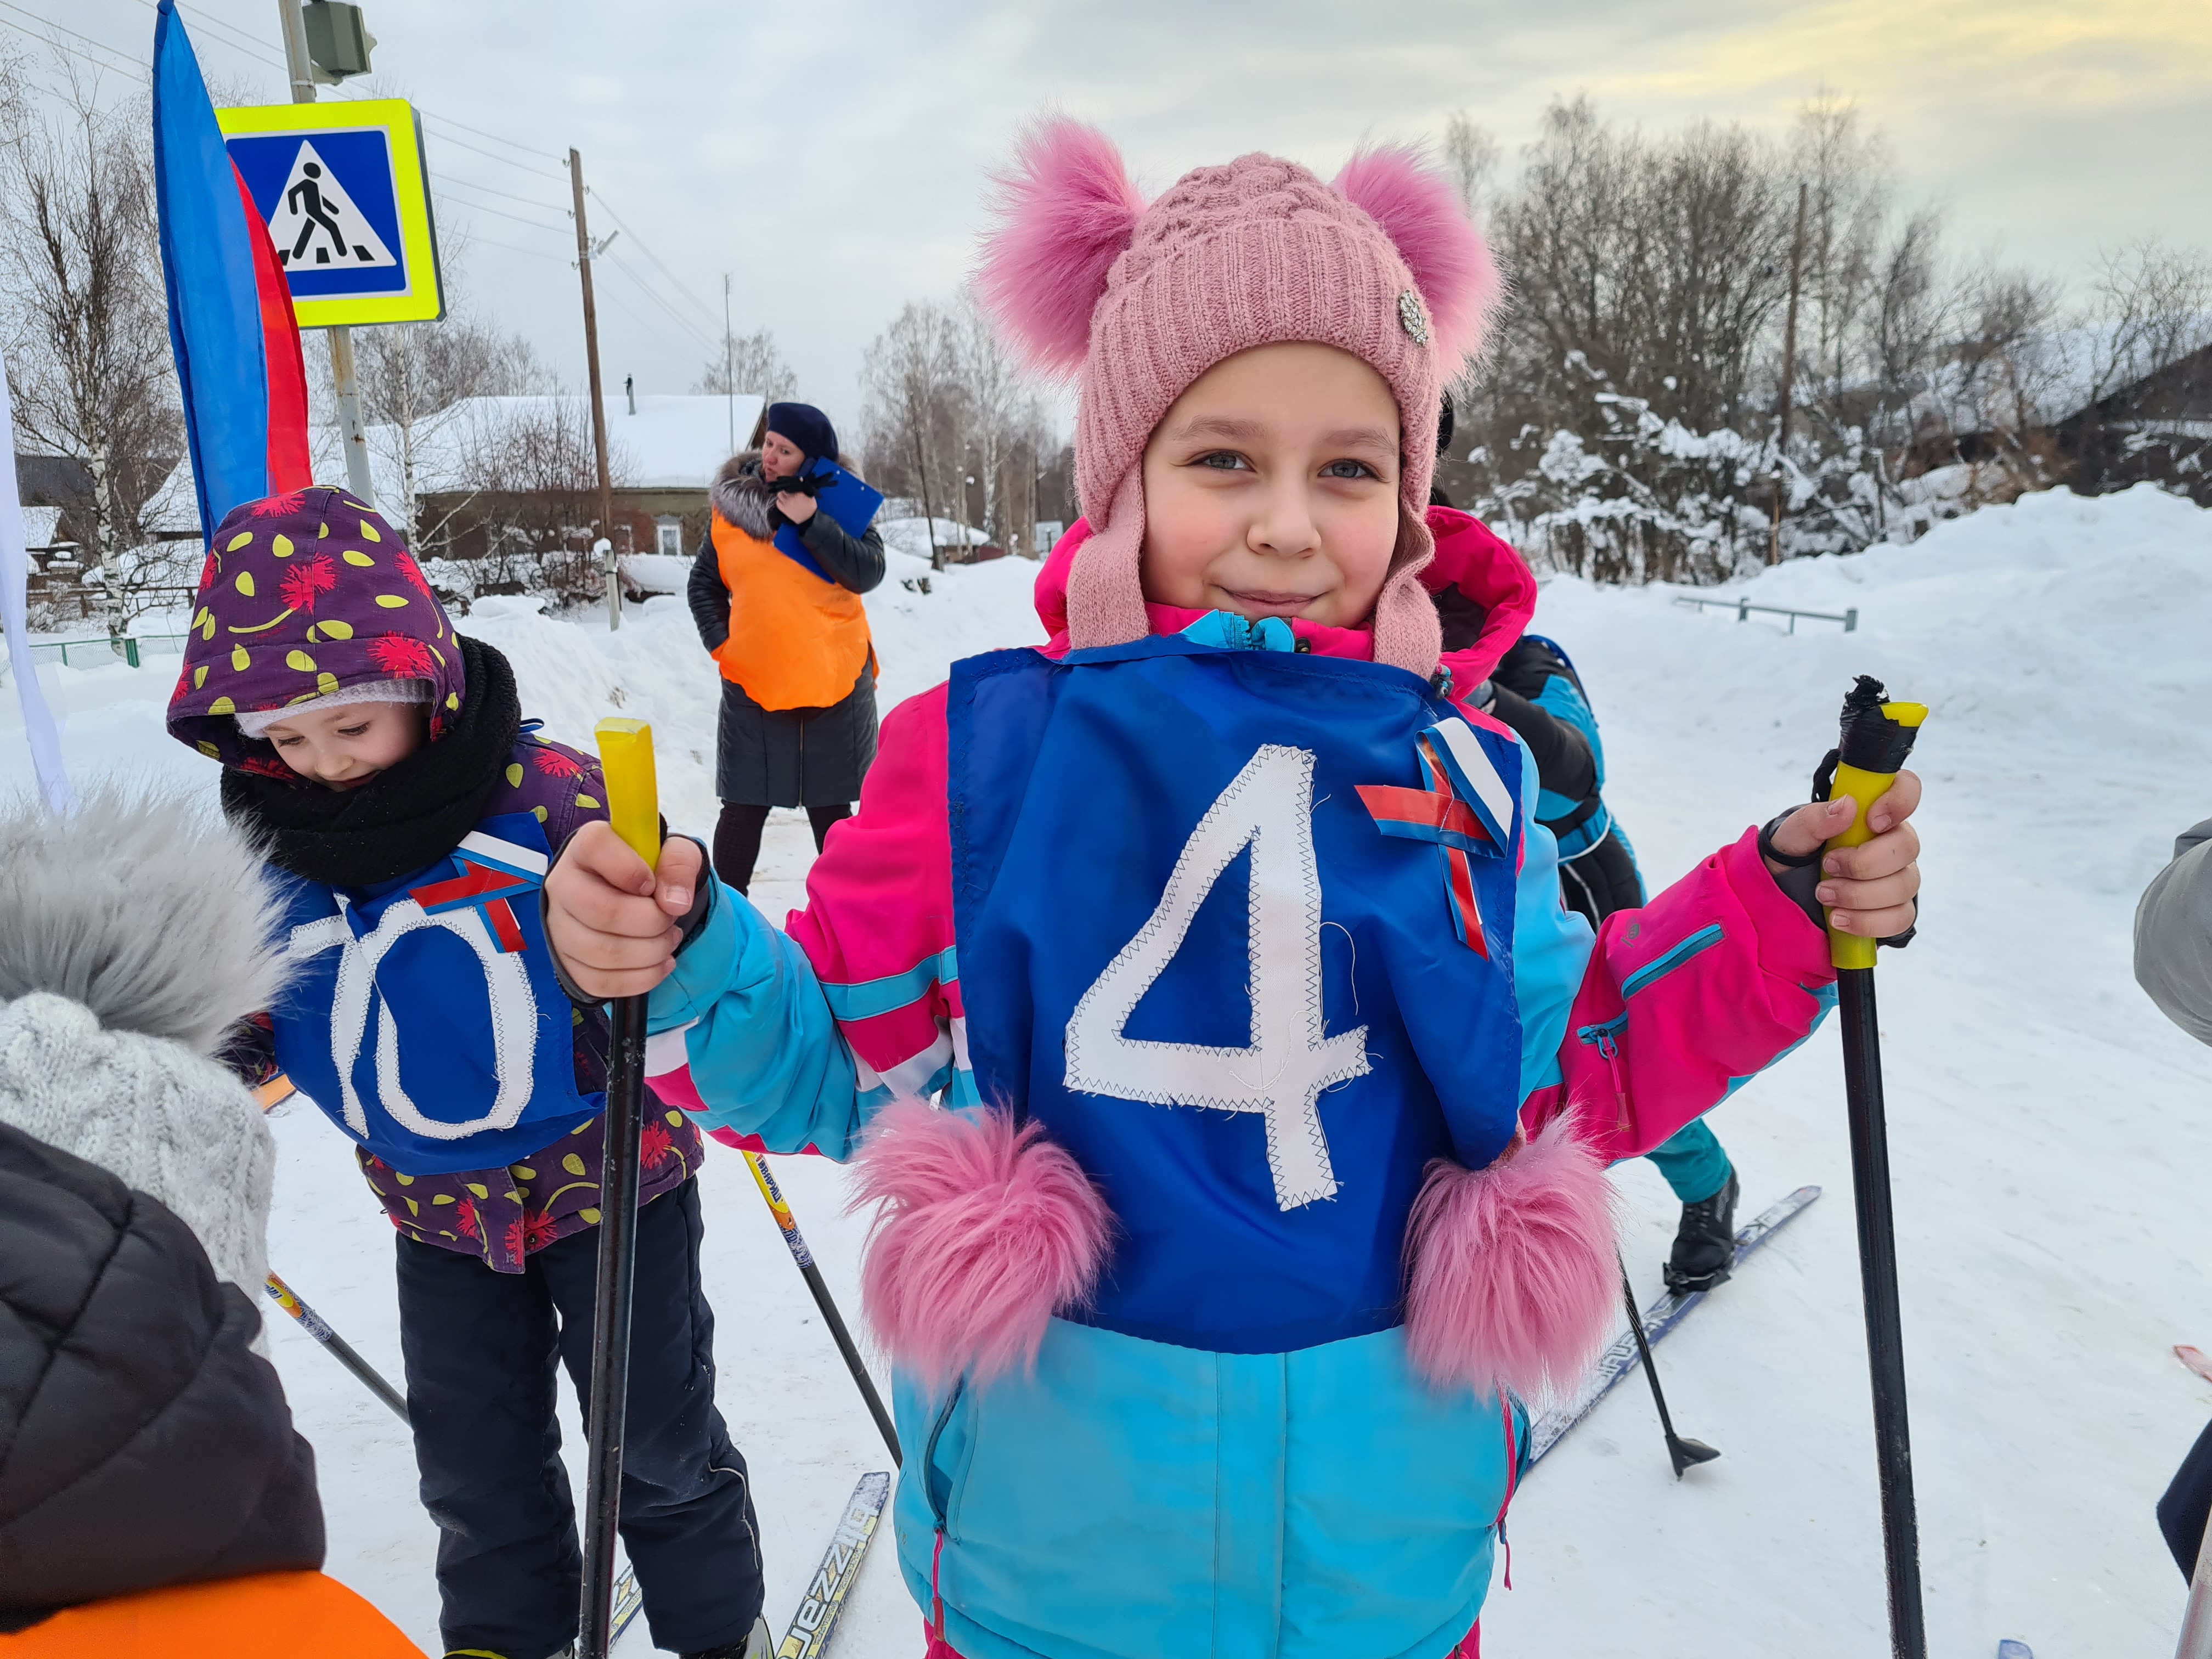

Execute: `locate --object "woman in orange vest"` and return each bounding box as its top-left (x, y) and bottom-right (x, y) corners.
top-left (686, 402), bottom-right (887, 893)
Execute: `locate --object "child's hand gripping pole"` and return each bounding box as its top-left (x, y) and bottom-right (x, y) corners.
top-left (578, 718), bottom-right (658, 1659)
top-left (1819, 676), bottom-right (1929, 1659)
top-left (1823, 676), bottom-right (1928, 969)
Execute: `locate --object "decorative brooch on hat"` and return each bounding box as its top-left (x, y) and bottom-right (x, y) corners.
top-left (1398, 290), bottom-right (1432, 347)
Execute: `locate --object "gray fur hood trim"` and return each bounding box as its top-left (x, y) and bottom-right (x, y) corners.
top-left (0, 784), bottom-right (290, 1056)
top-left (712, 452), bottom-right (777, 539)
top-left (711, 449), bottom-right (866, 541)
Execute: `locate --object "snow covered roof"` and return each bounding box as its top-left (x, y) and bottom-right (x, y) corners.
top-left (143, 392), bottom-right (766, 537)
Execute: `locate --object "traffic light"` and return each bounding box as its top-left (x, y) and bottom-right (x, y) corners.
top-left (302, 2), bottom-right (375, 82)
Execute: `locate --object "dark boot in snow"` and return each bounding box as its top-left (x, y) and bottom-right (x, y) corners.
top-left (682, 1616), bottom-right (773, 1659)
top-left (1663, 1168), bottom-right (1739, 1295)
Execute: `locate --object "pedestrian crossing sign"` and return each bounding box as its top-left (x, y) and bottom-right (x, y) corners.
top-left (217, 99), bottom-right (444, 328)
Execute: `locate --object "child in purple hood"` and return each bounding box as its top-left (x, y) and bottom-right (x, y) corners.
top-left (167, 488), bottom-right (770, 1659)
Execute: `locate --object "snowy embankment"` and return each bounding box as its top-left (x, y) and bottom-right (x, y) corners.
top-left (5, 488), bottom-right (2212, 1654)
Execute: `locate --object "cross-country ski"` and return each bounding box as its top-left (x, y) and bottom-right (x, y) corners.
top-left (6, 6), bottom-right (2211, 1656)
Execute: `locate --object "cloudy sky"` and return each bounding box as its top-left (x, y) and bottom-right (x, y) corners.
top-left (38, 0), bottom-right (2212, 437)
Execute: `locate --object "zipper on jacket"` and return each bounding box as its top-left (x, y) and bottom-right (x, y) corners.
top-left (1574, 924), bottom-right (1725, 1132)
top-left (1618, 923), bottom-right (1725, 998)
top-left (1576, 1015), bottom-right (1631, 1131)
top-left (921, 1378), bottom-right (967, 1531)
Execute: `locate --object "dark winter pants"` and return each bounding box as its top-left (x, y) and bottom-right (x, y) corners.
top-left (712, 800), bottom-right (850, 894)
top-left (2160, 1415), bottom-right (2212, 1581)
top-left (396, 1177), bottom-right (763, 1659)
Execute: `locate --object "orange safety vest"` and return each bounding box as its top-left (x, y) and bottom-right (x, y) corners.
top-left (0, 1571), bottom-right (424, 1657)
top-left (709, 511), bottom-right (874, 713)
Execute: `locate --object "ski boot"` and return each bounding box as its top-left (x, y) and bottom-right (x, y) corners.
top-left (682, 1616), bottom-right (774, 1659)
top-left (1662, 1169), bottom-right (1739, 1295)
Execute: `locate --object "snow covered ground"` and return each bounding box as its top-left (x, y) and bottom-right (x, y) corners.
top-left (7, 487), bottom-right (2212, 1655)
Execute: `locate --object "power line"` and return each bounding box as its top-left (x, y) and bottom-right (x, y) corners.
top-left (119, 0), bottom-right (289, 75)
top-left (425, 125), bottom-right (567, 183)
top-left (435, 172), bottom-right (569, 216)
top-left (0, 4), bottom-right (151, 84)
top-left (603, 250), bottom-right (713, 349)
top-left (461, 234), bottom-right (569, 266)
top-left (586, 192), bottom-right (717, 325)
top-left (438, 193), bottom-right (571, 235)
top-left (419, 108), bottom-right (554, 163)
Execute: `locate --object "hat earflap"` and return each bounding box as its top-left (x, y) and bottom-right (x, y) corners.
top-left (977, 116), bottom-right (1148, 376)
top-left (1333, 144), bottom-right (1505, 371)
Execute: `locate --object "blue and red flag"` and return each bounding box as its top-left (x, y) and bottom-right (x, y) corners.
top-left (151, 0), bottom-right (312, 543)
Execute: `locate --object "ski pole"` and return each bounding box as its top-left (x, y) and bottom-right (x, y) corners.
top-left (264, 1271), bottom-right (410, 1426)
top-left (578, 717), bottom-right (661, 1659)
top-left (2179, 1506), bottom-right (2212, 1659)
top-left (742, 1147), bottom-right (902, 1466)
top-left (1820, 675), bottom-right (1928, 1659)
top-left (1617, 1258), bottom-right (1718, 1479)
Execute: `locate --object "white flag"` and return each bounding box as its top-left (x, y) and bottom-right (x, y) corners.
top-left (0, 354), bottom-right (73, 812)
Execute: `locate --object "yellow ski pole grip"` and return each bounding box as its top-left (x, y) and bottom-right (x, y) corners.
top-left (1822, 678), bottom-right (1926, 970)
top-left (594, 718), bottom-right (661, 868)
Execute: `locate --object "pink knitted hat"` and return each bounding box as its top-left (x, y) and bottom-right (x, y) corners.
top-left (977, 120), bottom-right (1502, 674)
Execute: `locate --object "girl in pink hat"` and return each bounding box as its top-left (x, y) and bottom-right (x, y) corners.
top-left (544, 121), bottom-right (1923, 1659)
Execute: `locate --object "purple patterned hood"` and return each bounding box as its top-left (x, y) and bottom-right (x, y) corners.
top-left (167, 487), bottom-right (464, 771)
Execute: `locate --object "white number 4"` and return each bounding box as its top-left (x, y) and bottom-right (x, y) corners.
top-left (1064, 744), bottom-right (1370, 1211)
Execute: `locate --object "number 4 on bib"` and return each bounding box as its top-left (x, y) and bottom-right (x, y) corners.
top-left (1064, 744), bottom-right (1370, 1211)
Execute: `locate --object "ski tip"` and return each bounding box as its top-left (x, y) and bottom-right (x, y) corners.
top-left (1996, 1640), bottom-right (2033, 1658)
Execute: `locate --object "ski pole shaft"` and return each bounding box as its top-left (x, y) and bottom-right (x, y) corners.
top-left (1821, 677), bottom-right (1928, 1659)
top-left (264, 1272), bottom-right (410, 1426)
top-left (1618, 1257), bottom-right (1719, 1479)
top-left (579, 718), bottom-right (661, 1659)
top-left (743, 1148), bottom-right (902, 1466)
top-left (2178, 1504), bottom-right (2212, 1659)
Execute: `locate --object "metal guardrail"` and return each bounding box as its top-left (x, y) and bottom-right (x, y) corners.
top-left (1, 631), bottom-right (193, 676)
top-left (1672, 594), bottom-right (1858, 634)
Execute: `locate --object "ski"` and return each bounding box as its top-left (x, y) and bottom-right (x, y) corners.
top-left (1996, 1642), bottom-right (2033, 1657)
top-left (775, 1471), bottom-right (893, 1658)
top-left (611, 1564), bottom-right (644, 1646)
top-left (1528, 1186), bottom-right (1822, 1469)
top-left (2177, 1345), bottom-right (2212, 1386)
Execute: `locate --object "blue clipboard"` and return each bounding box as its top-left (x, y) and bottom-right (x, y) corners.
top-left (772, 459), bottom-right (884, 580)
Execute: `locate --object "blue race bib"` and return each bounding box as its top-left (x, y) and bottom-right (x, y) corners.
top-left (948, 637), bottom-right (1526, 1353)
top-left (272, 811), bottom-right (599, 1173)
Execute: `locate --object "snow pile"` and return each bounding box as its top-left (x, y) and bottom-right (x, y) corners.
top-left (6, 487), bottom-right (2212, 1654)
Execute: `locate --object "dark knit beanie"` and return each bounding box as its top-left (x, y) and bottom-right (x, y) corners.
top-left (764, 402), bottom-right (838, 464)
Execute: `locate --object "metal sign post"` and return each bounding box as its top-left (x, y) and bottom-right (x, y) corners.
top-left (247, 4), bottom-right (445, 510)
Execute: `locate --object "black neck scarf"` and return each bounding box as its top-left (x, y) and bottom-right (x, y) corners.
top-left (222, 634), bottom-right (522, 887)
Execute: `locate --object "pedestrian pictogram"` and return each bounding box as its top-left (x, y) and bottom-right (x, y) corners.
top-left (269, 142), bottom-right (396, 270)
top-left (216, 98), bottom-right (444, 328)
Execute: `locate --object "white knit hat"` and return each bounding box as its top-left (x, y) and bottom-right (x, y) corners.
top-left (0, 788), bottom-right (288, 1328)
top-left (234, 676), bottom-right (434, 741)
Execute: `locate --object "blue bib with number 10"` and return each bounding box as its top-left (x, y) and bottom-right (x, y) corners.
top-left (948, 636), bottom-right (1526, 1355)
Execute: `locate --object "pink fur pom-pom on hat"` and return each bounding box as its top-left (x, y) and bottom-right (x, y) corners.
top-left (1402, 1116), bottom-right (1621, 1400)
top-left (847, 1100), bottom-right (1114, 1392)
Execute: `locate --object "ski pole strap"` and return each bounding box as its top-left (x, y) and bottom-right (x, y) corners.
top-left (595, 718), bottom-right (661, 866)
top-left (1820, 676), bottom-right (1926, 970)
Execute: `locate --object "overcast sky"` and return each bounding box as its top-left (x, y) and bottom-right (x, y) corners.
top-left (36, 0), bottom-right (2212, 439)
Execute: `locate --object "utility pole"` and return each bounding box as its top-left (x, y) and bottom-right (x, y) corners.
top-left (568, 149), bottom-right (616, 580)
top-left (1770, 180), bottom-right (1808, 567)
top-left (723, 273), bottom-right (735, 453)
top-left (276, 1), bottom-right (375, 506)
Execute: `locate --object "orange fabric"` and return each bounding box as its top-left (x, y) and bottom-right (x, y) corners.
top-left (710, 511), bottom-right (873, 712)
top-left (0, 1571), bottom-right (424, 1657)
